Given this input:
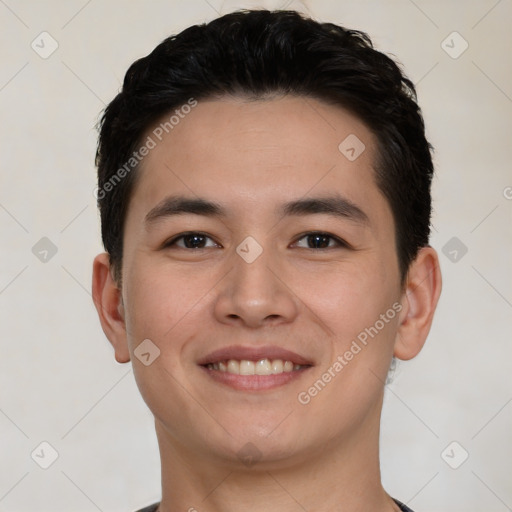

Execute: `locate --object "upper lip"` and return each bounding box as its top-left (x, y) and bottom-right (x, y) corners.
top-left (197, 345), bottom-right (314, 366)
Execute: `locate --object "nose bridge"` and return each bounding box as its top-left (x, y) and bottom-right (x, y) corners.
top-left (214, 237), bottom-right (298, 327)
top-left (234, 245), bottom-right (275, 294)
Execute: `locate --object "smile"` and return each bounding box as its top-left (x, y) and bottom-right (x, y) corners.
top-left (197, 345), bottom-right (314, 390)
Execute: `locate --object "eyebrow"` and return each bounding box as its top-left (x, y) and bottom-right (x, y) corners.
top-left (279, 195), bottom-right (369, 224)
top-left (144, 194), bottom-right (369, 226)
top-left (145, 196), bottom-right (226, 225)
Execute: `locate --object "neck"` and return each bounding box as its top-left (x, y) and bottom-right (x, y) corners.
top-left (154, 395), bottom-right (398, 512)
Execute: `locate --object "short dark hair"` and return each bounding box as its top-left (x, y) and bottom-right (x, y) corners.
top-left (96, 9), bottom-right (434, 285)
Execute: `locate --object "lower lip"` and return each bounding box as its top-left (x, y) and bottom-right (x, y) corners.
top-left (199, 365), bottom-right (312, 391)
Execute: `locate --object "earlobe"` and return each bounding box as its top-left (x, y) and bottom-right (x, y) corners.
top-left (92, 253), bottom-right (131, 363)
top-left (394, 246), bottom-right (442, 361)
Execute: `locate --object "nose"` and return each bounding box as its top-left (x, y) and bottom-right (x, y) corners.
top-left (213, 244), bottom-right (299, 329)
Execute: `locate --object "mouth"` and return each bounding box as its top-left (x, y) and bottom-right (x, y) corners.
top-left (197, 345), bottom-right (313, 391)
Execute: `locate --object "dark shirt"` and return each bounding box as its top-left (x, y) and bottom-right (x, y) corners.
top-left (134, 505), bottom-right (159, 512)
top-left (135, 498), bottom-right (415, 511)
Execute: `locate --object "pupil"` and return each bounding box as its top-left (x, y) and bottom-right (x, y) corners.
top-left (309, 234), bottom-right (329, 248)
top-left (184, 234), bottom-right (205, 248)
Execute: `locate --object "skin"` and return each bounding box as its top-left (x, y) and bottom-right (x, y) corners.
top-left (93, 96), bottom-right (442, 512)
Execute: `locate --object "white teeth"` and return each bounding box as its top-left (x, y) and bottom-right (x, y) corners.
top-left (239, 360), bottom-right (255, 375)
top-left (272, 359), bottom-right (283, 374)
top-left (206, 358), bottom-right (305, 375)
top-left (255, 359), bottom-right (272, 375)
top-left (227, 360), bottom-right (239, 374)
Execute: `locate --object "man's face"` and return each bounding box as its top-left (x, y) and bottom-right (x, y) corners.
top-left (120, 96), bottom-right (404, 467)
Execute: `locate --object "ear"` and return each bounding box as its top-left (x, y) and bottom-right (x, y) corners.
top-left (92, 253), bottom-right (130, 363)
top-left (394, 246), bottom-right (442, 360)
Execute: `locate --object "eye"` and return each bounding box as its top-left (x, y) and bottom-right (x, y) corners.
top-left (164, 232), bottom-right (220, 249)
top-left (293, 232), bottom-right (348, 249)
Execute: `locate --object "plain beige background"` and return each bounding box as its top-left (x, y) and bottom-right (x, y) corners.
top-left (0, 1), bottom-right (511, 511)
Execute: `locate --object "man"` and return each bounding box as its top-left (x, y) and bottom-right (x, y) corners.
top-left (92, 10), bottom-right (441, 512)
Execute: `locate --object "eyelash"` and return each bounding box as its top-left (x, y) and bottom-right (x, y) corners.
top-left (163, 231), bottom-right (349, 250)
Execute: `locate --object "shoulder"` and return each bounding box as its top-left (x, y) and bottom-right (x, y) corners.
top-left (134, 504), bottom-right (159, 512)
top-left (393, 498), bottom-right (416, 512)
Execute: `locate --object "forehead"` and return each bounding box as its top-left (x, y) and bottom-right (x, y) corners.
top-left (131, 96), bottom-right (381, 210)
top-left (154, 96), bottom-right (373, 158)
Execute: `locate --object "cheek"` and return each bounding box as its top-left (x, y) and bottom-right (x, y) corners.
top-left (123, 262), bottom-right (208, 346)
top-left (298, 268), bottom-right (400, 428)
top-left (299, 259), bottom-right (398, 330)
top-left (123, 266), bottom-right (204, 426)
top-left (299, 260), bottom-right (400, 389)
